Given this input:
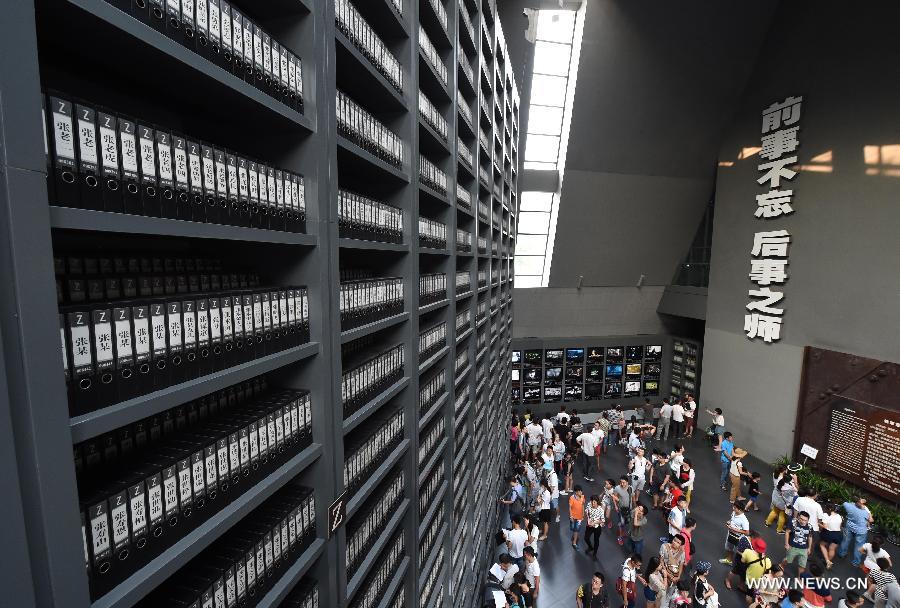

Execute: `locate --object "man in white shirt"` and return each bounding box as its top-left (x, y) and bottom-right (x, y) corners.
top-left (525, 420), bottom-right (543, 457)
top-left (668, 495), bottom-right (687, 538)
top-left (541, 414), bottom-right (554, 443)
top-left (523, 547), bottom-right (541, 602)
top-left (577, 430), bottom-right (600, 482)
top-left (488, 554), bottom-right (519, 590)
top-left (555, 406), bottom-right (570, 427)
top-left (683, 396), bottom-right (696, 438)
top-left (656, 399), bottom-right (673, 440)
top-left (793, 488), bottom-right (825, 532)
top-left (629, 447), bottom-right (650, 505)
top-left (547, 466), bottom-right (561, 522)
top-left (671, 400), bottom-right (685, 438)
top-left (503, 516), bottom-right (530, 567)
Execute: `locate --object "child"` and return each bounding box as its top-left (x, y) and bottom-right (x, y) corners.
top-left (745, 471), bottom-right (762, 512)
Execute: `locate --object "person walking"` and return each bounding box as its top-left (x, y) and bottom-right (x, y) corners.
top-left (728, 448), bottom-right (749, 504)
top-left (644, 556), bottom-right (667, 608)
top-left (614, 476), bottom-right (634, 546)
top-left (577, 427), bottom-right (601, 482)
top-left (628, 503), bottom-right (648, 557)
top-left (583, 494), bottom-right (605, 559)
top-left (569, 485), bottom-right (586, 548)
top-left (683, 394), bottom-right (697, 438)
top-left (552, 432), bottom-right (567, 481)
top-left (523, 547), bottom-right (541, 604)
top-left (656, 399), bottom-right (672, 441)
top-left (620, 555), bottom-right (644, 608)
top-left (838, 496), bottom-right (874, 567)
top-left (629, 447), bottom-right (650, 507)
top-left (721, 500), bottom-right (751, 565)
top-left (782, 510), bottom-right (814, 575)
top-left (706, 407), bottom-right (725, 450)
top-left (537, 478), bottom-right (552, 541)
top-left (766, 472), bottom-right (798, 534)
top-left (719, 432), bottom-right (734, 491)
top-left (562, 451), bottom-right (575, 495)
top-left (678, 459), bottom-right (695, 510)
top-left (819, 502), bottom-right (843, 569)
top-left (692, 562), bottom-right (718, 608)
top-left (671, 399), bottom-right (685, 439)
top-left (576, 572), bottom-right (609, 608)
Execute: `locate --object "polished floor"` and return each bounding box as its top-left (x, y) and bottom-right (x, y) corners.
top-left (499, 431), bottom-right (868, 608)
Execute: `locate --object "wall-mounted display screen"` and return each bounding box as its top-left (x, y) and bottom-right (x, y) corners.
top-left (626, 346), bottom-right (643, 361)
top-left (511, 387), bottom-right (521, 400)
top-left (585, 383), bottom-right (604, 399)
top-left (565, 348), bottom-right (585, 363)
top-left (545, 349), bottom-right (564, 364)
top-left (524, 350), bottom-right (542, 366)
top-left (565, 366), bottom-right (584, 380)
top-left (524, 387), bottom-right (541, 402)
top-left (510, 341), bottom-right (669, 405)
top-left (565, 385), bottom-right (583, 401)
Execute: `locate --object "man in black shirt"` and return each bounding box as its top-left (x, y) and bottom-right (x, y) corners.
top-left (576, 571), bottom-right (609, 608)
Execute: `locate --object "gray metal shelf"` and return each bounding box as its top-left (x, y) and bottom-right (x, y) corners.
top-left (346, 499), bottom-right (410, 600)
top-left (0, 0), bottom-right (518, 605)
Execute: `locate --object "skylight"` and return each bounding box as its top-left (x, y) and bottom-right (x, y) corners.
top-left (514, 5), bottom-right (586, 288)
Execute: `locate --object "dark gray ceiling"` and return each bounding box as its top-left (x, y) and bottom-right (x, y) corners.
top-left (545, 0), bottom-right (780, 287)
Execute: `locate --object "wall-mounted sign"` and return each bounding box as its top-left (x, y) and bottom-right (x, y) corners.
top-left (744, 96), bottom-right (803, 343)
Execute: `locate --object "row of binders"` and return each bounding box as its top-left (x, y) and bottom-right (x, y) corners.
top-left (456, 228), bottom-right (472, 252)
top-left (418, 322), bottom-right (447, 361)
top-left (456, 183), bottom-right (472, 210)
top-left (419, 370), bottom-right (446, 416)
top-left (337, 189), bottom-right (404, 244)
top-left (282, 578), bottom-right (320, 608)
top-left (348, 533), bottom-right (404, 608)
top-left (341, 344), bottom-right (405, 418)
top-left (418, 504), bottom-right (444, 569)
top-left (334, 0), bottom-right (403, 94)
top-left (140, 484), bottom-right (316, 608)
top-left (338, 277), bottom-right (404, 331)
top-left (46, 94), bottom-right (306, 230)
top-left (80, 386), bottom-right (312, 599)
top-left (419, 155), bottom-right (448, 195)
top-left (75, 376), bottom-right (269, 475)
top-left (455, 308), bottom-right (471, 334)
top-left (62, 285), bottom-right (310, 415)
top-left (418, 27), bottom-right (448, 87)
top-left (55, 254), bottom-right (260, 306)
top-left (458, 137), bottom-right (474, 168)
top-left (418, 91), bottom-right (448, 141)
top-left (345, 469), bottom-right (404, 575)
top-left (103, 0), bottom-right (304, 110)
top-left (456, 271), bottom-right (472, 293)
top-left (418, 415), bottom-right (446, 467)
top-left (419, 548), bottom-right (445, 608)
top-left (455, 348), bottom-right (469, 374)
top-left (336, 90), bottom-right (404, 168)
top-left (419, 273), bottom-right (447, 306)
top-left (418, 460), bottom-right (444, 517)
top-left (343, 407), bottom-right (405, 495)
top-left (417, 217), bottom-right (447, 249)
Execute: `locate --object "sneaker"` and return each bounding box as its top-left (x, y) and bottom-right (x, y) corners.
top-left (776, 530), bottom-right (786, 535)
top-left (586, 477), bottom-right (595, 482)
top-left (720, 485), bottom-right (727, 491)
top-left (560, 491), bottom-right (570, 496)
top-left (719, 558), bottom-right (733, 565)
top-left (764, 522), bottom-right (772, 528)
top-left (556, 516), bottom-right (561, 523)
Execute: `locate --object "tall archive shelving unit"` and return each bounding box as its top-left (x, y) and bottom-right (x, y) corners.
top-left (0, 0), bottom-right (519, 606)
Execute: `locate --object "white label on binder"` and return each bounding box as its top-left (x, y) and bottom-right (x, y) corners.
top-left (110, 497), bottom-right (129, 546)
top-left (183, 306), bottom-right (195, 346)
top-left (52, 104), bottom-right (75, 161)
top-left (100, 121), bottom-right (118, 170)
top-left (148, 481), bottom-right (163, 522)
top-left (70, 322), bottom-right (91, 368)
top-left (138, 129), bottom-right (156, 178)
top-left (202, 151), bottom-right (215, 191)
top-left (168, 307), bottom-right (182, 347)
top-left (120, 124), bottom-right (138, 174)
top-left (77, 114), bottom-right (97, 164)
top-left (130, 491), bottom-right (147, 532)
top-left (94, 313), bottom-right (113, 364)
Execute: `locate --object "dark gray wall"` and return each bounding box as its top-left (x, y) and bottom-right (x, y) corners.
top-left (701, 0), bottom-right (900, 462)
top-left (547, 0), bottom-right (778, 288)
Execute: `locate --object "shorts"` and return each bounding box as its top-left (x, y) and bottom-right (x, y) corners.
top-left (551, 497), bottom-right (559, 510)
top-left (570, 519), bottom-right (582, 532)
top-left (714, 425), bottom-right (726, 435)
top-left (785, 546), bottom-right (809, 567)
top-left (632, 477), bottom-right (646, 492)
top-left (644, 587), bottom-right (658, 601)
top-left (539, 509), bottom-right (553, 523)
top-left (820, 530), bottom-right (842, 545)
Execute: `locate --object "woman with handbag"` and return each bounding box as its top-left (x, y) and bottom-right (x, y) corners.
top-left (644, 556), bottom-right (668, 608)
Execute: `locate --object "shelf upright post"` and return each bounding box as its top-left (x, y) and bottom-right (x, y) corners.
top-left (0, 2), bottom-right (92, 606)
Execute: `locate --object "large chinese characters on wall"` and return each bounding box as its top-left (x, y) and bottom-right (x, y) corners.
top-left (793, 347), bottom-right (900, 502)
top-left (744, 96), bottom-right (802, 344)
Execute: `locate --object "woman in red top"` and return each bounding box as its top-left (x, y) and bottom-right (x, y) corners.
top-left (680, 517), bottom-right (697, 566)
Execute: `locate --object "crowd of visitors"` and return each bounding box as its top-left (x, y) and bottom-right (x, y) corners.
top-left (487, 399), bottom-right (899, 608)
